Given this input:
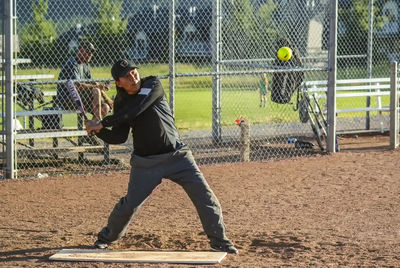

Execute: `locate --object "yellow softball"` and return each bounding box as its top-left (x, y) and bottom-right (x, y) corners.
top-left (277, 47), bottom-right (293, 61)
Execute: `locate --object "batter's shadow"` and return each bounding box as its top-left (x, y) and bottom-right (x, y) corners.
top-left (247, 232), bottom-right (312, 259)
top-left (1, 245), bottom-right (94, 264)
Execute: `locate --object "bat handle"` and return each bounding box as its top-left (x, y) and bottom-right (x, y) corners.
top-left (83, 114), bottom-right (97, 136)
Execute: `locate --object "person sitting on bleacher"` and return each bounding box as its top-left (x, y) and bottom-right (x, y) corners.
top-left (55, 40), bottom-right (113, 145)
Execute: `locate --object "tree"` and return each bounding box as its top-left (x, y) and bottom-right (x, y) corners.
top-left (338, 0), bottom-right (385, 58)
top-left (92, 0), bottom-right (127, 35)
top-left (90, 0), bottom-right (128, 65)
top-left (222, 0), bottom-right (277, 59)
top-left (255, 0), bottom-right (278, 58)
top-left (19, 0), bottom-right (57, 65)
top-left (222, 0), bottom-right (258, 59)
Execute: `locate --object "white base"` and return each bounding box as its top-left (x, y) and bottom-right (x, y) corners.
top-left (49, 249), bottom-right (227, 264)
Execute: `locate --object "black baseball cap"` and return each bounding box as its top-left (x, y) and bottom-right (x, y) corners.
top-left (79, 40), bottom-right (96, 53)
top-left (111, 59), bottom-right (138, 81)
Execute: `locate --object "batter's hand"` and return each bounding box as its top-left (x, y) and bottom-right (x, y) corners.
top-left (84, 120), bottom-right (103, 136)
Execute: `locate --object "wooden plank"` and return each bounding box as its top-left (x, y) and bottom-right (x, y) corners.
top-left (336, 84), bottom-right (390, 90)
top-left (16, 130), bottom-right (87, 139)
top-left (308, 86), bottom-right (390, 93)
top-left (49, 249), bottom-right (227, 264)
top-left (1, 58), bottom-right (32, 65)
top-left (0, 109), bottom-right (80, 117)
top-left (337, 107), bottom-right (390, 113)
top-left (16, 145), bottom-right (127, 154)
top-left (335, 78), bottom-right (390, 84)
top-left (15, 109), bottom-right (80, 117)
top-left (336, 91), bottom-right (390, 98)
top-left (305, 77), bottom-right (391, 86)
top-left (1, 74), bottom-right (55, 81)
top-left (14, 74), bottom-right (55, 80)
top-left (17, 146), bottom-right (104, 154)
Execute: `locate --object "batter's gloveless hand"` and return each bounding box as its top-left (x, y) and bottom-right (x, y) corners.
top-left (84, 120), bottom-right (103, 136)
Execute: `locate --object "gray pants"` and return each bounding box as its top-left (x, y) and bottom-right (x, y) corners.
top-left (97, 146), bottom-right (232, 247)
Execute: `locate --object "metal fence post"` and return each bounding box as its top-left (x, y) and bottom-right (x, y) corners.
top-left (168, 0), bottom-right (175, 116)
top-left (4, 0), bottom-right (16, 178)
top-left (365, 0), bottom-right (374, 130)
top-left (211, 0), bottom-right (221, 144)
top-left (390, 61), bottom-right (399, 149)
top-left (327, 0), bottom-right (338, 153)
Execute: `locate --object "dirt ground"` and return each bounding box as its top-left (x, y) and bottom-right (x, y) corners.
top-left (1, 134), bottom-right (400, 267)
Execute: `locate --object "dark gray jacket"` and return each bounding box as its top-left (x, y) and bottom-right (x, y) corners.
top-left (97, 76), bottom-right (183, 156)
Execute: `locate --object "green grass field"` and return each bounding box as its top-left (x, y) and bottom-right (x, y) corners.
top-left (8, 63), bottom-right (392, 131)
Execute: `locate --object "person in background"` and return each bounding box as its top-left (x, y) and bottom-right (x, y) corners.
top-left (258, 73), bottom-right (268, 108)
top-left (55, 40), bottom-right (113, 145)
top-left (55, 40), bottom-right (113, 122)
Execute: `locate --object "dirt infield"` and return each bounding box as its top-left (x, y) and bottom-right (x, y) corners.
top-left (1, 134), bottom-right (400, 267)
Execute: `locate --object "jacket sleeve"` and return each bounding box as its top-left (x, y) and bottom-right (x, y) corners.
top-left (101, 79), bottom-right (164, 128)
top-left (96, 123), bottom-right (130, 144)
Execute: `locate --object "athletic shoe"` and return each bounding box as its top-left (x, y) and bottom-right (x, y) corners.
top-left (211, 244), bottom-right (239, 254)
top-left (93, 239), bottom-right (109, 249)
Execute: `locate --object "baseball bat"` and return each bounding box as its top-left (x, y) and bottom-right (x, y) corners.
top-left (66, 80), bottom-right (89, 120)
top-left (66, 80), bottom-right (95, 135)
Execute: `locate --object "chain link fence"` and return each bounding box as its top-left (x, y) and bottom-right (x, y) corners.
top-left (1, 0), bottom-right (399, 178)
